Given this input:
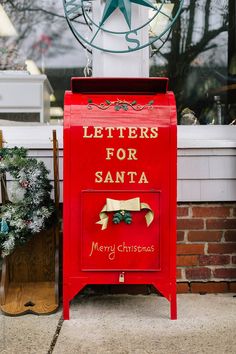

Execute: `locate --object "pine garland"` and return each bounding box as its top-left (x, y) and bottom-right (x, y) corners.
top-left (0, 147), bottom-right (55, 257)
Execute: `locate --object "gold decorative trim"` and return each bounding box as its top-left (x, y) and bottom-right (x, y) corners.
top-left (87, 99), bottom-right (154, 111)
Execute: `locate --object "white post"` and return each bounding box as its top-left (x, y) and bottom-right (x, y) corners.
top-left (92, 2), bottom-right (149, 77)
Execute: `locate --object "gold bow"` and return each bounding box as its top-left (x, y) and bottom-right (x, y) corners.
top-left (96, 197), bottom-right (154, 230)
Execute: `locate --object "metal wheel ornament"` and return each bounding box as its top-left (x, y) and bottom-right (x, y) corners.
top-left (63, 0), bottom-right (184, 53)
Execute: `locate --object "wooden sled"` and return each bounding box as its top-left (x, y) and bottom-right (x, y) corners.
top-left (0, 130), bottom-right (60, 316)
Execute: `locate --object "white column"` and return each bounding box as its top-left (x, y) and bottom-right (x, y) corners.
top-left (92, 2), bottom-right (149, 77)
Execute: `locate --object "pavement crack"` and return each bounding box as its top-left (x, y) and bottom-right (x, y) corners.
top-left (47, 315), bottom-right (64, 354)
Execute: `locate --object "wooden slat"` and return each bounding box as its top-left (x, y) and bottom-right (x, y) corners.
top-left (52, 130), bottom-right (60, 306)
top-left (0, 258), bottom-right (8, 306)
top-left (0, 131), bottom-right (9, 306)
top-left (1, 282), bottom-right (58, 316)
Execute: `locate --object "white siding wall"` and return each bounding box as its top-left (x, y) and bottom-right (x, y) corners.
top-left (178, 126), bottom-right (236, 201)
top-left (0, 125), bottom-right (235, 202)
top-left (0, 125), bottom-right (63, 202)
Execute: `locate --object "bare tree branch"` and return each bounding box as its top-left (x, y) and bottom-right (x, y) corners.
top-left (2, 0), bottom-right (66, 19)
top-left (185, 2), bottom-right (195, 49)
top-left (152, 0), bottom-right (229, 115)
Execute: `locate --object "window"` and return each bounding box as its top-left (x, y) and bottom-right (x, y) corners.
top-left (151, 0), bottom-right (234, 125)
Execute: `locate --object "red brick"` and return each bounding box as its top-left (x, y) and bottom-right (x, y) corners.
top-left (213, 268), bottom-right (236, 279)
top-left (186, 267), bottom-right (211, 280)
top-left (192, 206), bottom-right (231, 218)
top-left (224, 230), bottom-right (236, 242)
top-left (232, 256), bottom-right (236, 264)
top-left (177, 244), bottom-right (205, 255)
top-left (190, 282), bottom-right (228, 293)
top-left (176, 269), bottom-right (182, 279)
top-left (177, 282), bottom-right (190, 293)
top-left (208, 243), bottom-right (236, 254)
top-left (229, 282), bottom-right (236, 292)
top-left (177, 231), bottom-right (185, 242)
top-left (177, 219), bottom-right (204, 230)
top-left (206, 219), bottom-right (236, 230)
top-left (188, 231), bottom-right (222, 242)
top-left (199, 255), bottom-right (230, 266)
top-left (177, 255), bottom-right (198, 267)
top-left (177, 207), bottom-right (189, 217)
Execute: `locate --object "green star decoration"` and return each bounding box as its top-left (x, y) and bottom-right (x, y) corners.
top-left (100, 0), bottom-right (156, 29)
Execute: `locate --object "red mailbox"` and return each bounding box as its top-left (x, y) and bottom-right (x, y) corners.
top-left (63, 78), bottom-right (177, 320)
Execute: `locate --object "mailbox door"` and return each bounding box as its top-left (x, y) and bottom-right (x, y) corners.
top-left (81, 190), bottom-right (160, 271)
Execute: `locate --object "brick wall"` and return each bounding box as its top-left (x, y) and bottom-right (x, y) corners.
top-left (177, 203), bottom-right (236, 294)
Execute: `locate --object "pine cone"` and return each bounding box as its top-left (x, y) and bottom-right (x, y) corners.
top-left (113, 211), bottom-right (123, 224)
top-left (124, 211), bottom-right (132, 225)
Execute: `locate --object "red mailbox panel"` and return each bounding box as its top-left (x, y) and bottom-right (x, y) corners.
top-left (63, 78), bottom-right (177, 320)
top-left (81, 191), bottom-right (160, 271)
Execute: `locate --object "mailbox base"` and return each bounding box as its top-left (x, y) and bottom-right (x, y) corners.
top-left (63, 280), bottom-right (177, 320)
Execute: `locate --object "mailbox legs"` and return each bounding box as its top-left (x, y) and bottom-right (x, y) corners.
top-left (63, 300), bottom-right (70, 320)
top-left (63, 281), bottom-right (177, 320)
top-left (63, 284), bottom-right (70, 320)
top-left (170, 294), bottom-right (177, 320)
top-left (63, 282), bottom-right (87, 320)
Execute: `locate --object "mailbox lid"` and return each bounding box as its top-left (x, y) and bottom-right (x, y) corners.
top-left (71, 77), bottom-right (168, 94)
top-left (65, 78), bottom-right (176, 125)
top-left (65, 77), bottom-right (176, 127)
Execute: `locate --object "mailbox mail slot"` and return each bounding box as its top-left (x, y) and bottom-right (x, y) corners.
top-left (63, 78), bottom-right (177, 320)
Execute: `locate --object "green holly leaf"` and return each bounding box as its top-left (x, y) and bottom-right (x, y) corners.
top-left (114, 105), bottom-right (120, 111)
top-left (148, 100), bottom-right (154, 105)
top-left (131, 100), bottom-right (137, 106)
top-left (105, 100), bottom-right (111, 104)
top-left (88, 99), bottom-right (93, 103)
top-left (122, 104), bottom-right (128, 111)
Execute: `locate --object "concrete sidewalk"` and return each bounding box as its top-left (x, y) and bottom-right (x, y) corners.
top-left (0, 294), bottom-right (236, 354)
